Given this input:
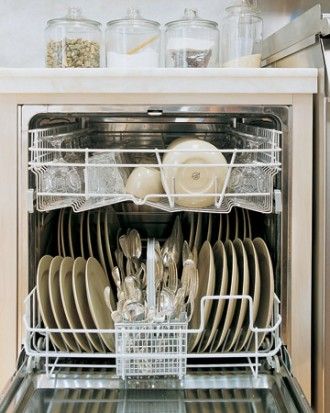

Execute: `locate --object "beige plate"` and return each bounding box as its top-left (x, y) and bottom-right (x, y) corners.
top-left (193, 212), bottom-right (203, 252)
top-left (60, 256), bottom-right (91, 352)
top-left (224, 214), bottom-right (230, 241)
top-left (87, 210), bottom-right (94, 257)
top-left (104, 209), bottom-right (115, 272)
top-left (236, 238), bottom-right (261, 351)
top-left (57, 211), bottom-right (62, 256)
top-left (240, 208), bottom-right (247, 239)
top-left (200, 240), bottom-right (228, 352)
top-left (224, 239), bottom-right (250, 351)
top-left (214, 240), bottom-right (239, 351)
top-left (86, 257), bottom-right (116, 351)
top-left (68, 209), bottom-right (75, 258)
top-left (188, 241), bottom-right (215, 352)
top-left (48, 256), bottom-right (79, 352)
top-left (206, 213), bottom-right (212, 242)
top-left (79, 211), bottom-right (85, 258)
top-left (60, 209), bottom-right (67, 257)
top-left (72, 257), bottom-right (105, 352)
top-left (97, 209), bottom-right (107, 274)
top-left (37, 255), bottom-right (66, 351)
top-left (250, 237), bottom-right (274, 350)
top-left (188, 212), bottom-right (195, 250)
top-left (246, 210), bottom-right (252, 238)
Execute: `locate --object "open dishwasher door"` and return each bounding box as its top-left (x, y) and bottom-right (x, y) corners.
top-left (0, 363), bottom-right (312, 412)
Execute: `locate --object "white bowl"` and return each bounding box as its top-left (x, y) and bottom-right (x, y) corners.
top-left (162, 138), bottom-right (228, 208)
top-left (125, 167), bottom-right (164, 201)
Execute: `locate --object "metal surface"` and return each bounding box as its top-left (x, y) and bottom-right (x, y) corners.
top-left (0, 370), bottom-right (312, 413)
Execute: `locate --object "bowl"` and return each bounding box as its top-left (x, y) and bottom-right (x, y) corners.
top-left (125, 167), bottom-right (164, 201)
top-left (162, 138), bottom-right (228, 208)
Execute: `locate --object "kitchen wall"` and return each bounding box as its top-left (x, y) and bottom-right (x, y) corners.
top-left (1, 0), bottom-right (328, 66)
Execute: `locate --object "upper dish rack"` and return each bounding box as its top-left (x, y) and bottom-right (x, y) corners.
top-left (28, 123), bottom-right (282, 214)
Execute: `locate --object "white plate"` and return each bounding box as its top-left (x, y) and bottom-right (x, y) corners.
top-left (224, 214), bottom-right (230, 241)
top-left (188, 241), bottom-right (215, 352)
top-left (162, 138), bottom-right (228, 208)
top-left (48, 256), bottom-right (79, 352)
top-left (224, 239), bottom-right (250, 351)
top-left (72, 257), bottom-right (105, 352)
top-left (246, 210), bottom-right (252, 238)
top-left (86, 257), bottom-right (116, 351)
top-left (240, 208), bottom-right (247, 239)
top-left (250, 237), bottom-right (274, 349)
top-left (193, 212), bottom-right (203, 252)
top-left (200, 240), bottom-right (228, 352)
top-left (214, 240), bottom-right (239, 351)
top-left (236, 238), bottom-right (261, 351)
top-left (60, 256), bottom-right (91, 352)
top-left (97, 210), bottom-right (107, 274)
top-left (37, 255), bottom-right (66, 351)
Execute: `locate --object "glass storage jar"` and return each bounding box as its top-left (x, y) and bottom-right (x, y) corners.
top-left (106, 8), bottom-right (161, 68)
top-left (220, 0), bottom-right (263, 67)
top-left (165, 9), bottom-right (219, 68)
top-left (45, 7), bottom-right (101, 68)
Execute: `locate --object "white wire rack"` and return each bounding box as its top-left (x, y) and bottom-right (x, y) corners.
top-left (28, 123), bottom-right (282, 214)
top-left (23, 287), bottom-right (282, 379)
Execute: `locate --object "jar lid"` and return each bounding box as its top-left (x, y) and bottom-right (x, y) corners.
top-left (165, 9), bottom-right (218, 30)
top-left (106, 8), bottom-right (160, 29)
top-left (46, 7), bottom-right (101, 29)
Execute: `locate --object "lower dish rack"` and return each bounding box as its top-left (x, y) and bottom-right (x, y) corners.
top-left (24, 287), bottom-right (282, 379)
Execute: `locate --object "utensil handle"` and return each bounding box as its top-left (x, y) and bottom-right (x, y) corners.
top-left (146, 238), bottom-right (156, 310)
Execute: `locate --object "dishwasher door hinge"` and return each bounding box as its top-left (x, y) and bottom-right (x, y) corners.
top-left (274, 189), bottom-right (282, 214)
top-left (27, 189), bottom-right (34, 213)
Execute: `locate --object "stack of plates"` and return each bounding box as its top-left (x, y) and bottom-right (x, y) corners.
top-left (37, 255), bottom-right (116, 352)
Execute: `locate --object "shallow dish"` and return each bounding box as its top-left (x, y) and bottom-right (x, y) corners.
top-left (59, 256), bottom-right (91, 352)
top-left (37, 255), bottom-right (66, 351)
top-left (188, 240), bottom-right (215, 352)
top-left (86, 257), bottom-right (116, 351)
top-left (162, 138), bottom-right (228, 208)
top-left (72, 257), bottom-right (104, 352)
top-left (48, 255), bottom-right (79, 352)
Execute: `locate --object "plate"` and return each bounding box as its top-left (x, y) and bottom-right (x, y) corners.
top-left (104, 208), bottom-right (115, 272)
top-left (79, 212), bottom-right (86, 258)
top-left (206, 213), bottom-right (212, 242)
top-left (162, 138), bottom-right (228, 208)
top-left (193, 212), bottom-right (203, 252)
top-left (86, 257), bottom-right (116, 351)
top-left (224, 214), bottom-right (230, 241)
top-left (57, 211), bottom-right (62, 255)
top-left (250, 237), bottom-right (274, 349)
top-left (188, 212), bottom-right (195, 249)
top-left (188, 241), bottom-right (215, 352)
top-left (224, 239), bottom-right (250, 351)
top-left (60, 209), bottom-right (67, 257)
top-left (37, 255), bottom-right (66, 351)
top-left (240, 208), bottom-right (247, 239)
top-left (59, 256), bottom-right (91, 352)
top-left (68, 209), bottom-right (75, 258)
top-left (87, 210), bottom-right (94, 258)
top-left (214, 240), bottom-right (239, 351)
top-left (97, 209), bottom-right (108, 274)
top-left (200, 240), bottom-right (228, 352)
top-left (236, 238), bottom-right (261, 351)
top-left (246, 210), bottom-right (252, 238)
top-left (48, 256), bottom-right (79, 352)
top-left (72, 257), bottom-right (105, 352)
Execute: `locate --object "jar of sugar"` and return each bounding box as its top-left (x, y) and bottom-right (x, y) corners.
top-left (106, 8), bottom-right (161, 68)
top-left (165, 9), bottom-right (219, 68)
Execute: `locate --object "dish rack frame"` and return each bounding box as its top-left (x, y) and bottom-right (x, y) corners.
top-left (23, 287), bottom-right (282, 379)
top-left (28, 123), bottom-right (282, 214)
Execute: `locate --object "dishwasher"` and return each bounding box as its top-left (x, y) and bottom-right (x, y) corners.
top-left (0, 104), bottom-right (312, 412)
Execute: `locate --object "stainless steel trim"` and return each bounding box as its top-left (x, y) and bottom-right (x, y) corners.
top-left (262, 5), bottom-right (330, 61)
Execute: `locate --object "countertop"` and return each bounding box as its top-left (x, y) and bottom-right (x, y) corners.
top-left (0, 68), bottom-right (318, 94)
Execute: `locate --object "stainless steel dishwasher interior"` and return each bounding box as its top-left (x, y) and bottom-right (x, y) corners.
top-left (9, 107), bottom-right (308, 413)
